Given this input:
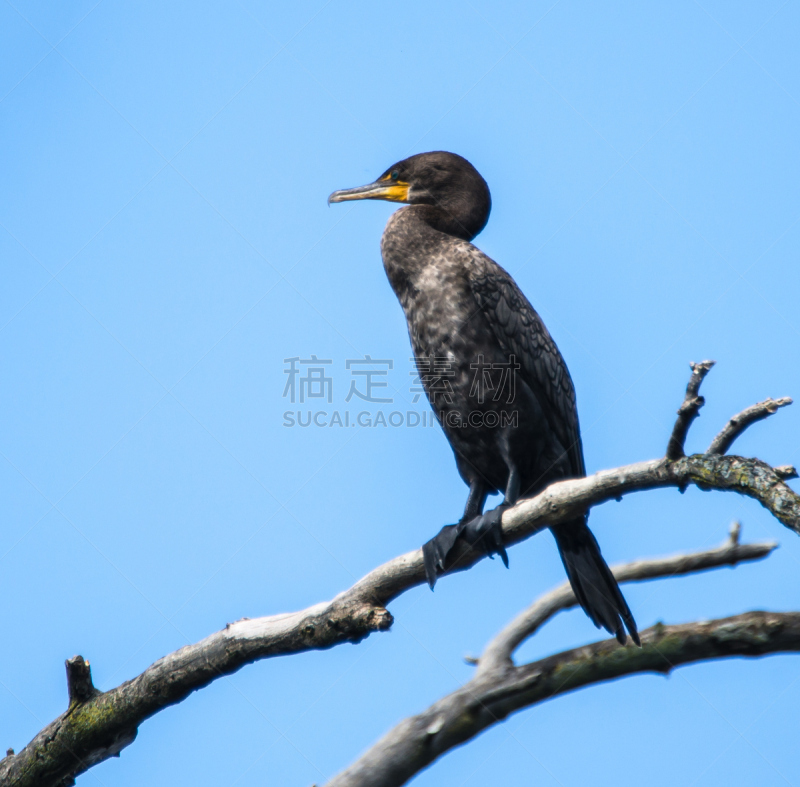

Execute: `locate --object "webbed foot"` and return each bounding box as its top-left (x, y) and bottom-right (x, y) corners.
top-left (422, 506), bottom-right (509, 589)
top-left (462, 506), bottom-right (510, 567)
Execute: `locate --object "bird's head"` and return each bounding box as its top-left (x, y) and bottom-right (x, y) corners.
top-left (328, 151), bottom-right (491, 240)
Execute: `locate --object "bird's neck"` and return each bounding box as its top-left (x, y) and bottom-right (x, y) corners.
top-left (410, 196), bottom-right (489, 242)
top-left (381, 207), bottom-right (459, 268)
top-left (381, 206), bottom-right (478, 307)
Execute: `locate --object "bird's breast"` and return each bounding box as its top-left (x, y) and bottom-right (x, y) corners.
top-left (380, 210), bottom-right (505, 379)
top-left (387, 254), bottom-right (475, 352)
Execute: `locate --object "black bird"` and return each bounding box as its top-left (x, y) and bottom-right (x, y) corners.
top-left (329, 151), bottom-right (638, 645)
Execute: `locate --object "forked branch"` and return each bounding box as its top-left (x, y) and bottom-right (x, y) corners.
top-left (2, 363), bottom-right (797, 787)
top-left (324, 531), bottom-right (787, 787)
top-left (477, 522), bottom-right (775, 675)
top-left (324, 612), bottom-right (800, 787)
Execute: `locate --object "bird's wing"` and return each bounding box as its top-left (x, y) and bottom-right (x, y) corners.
top-left (464, 245), bottom-right (586, 477)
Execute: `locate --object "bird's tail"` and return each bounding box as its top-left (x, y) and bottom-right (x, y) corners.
top-left (552, 519), bottom-right (639, 646)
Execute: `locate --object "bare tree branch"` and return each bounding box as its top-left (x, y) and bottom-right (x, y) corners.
top-left (323, 611), bottom-right (800, 787)
top-left (0, 599), bottom-right (395, 787)
top-left (666, 359), bottom-right (716, 460)
top-left (707, 397), bottom-right (793, 455)
top-left (477, 523), bottom-right (776, 676)
top-left (2, 364), bottom-right (798, 787)
top-left (326, 534), bottom-right (785, 787)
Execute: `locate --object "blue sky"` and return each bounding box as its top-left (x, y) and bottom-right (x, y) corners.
top-left (2, 1), bottom-right (800, 785)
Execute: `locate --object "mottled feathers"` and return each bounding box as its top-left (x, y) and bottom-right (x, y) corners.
top-left (464, 245), bottom-right (585, 479)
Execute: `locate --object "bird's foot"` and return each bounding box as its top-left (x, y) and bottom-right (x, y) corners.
top-left (422, 523), bottom-right (461, 588)
top-left (422, 506), bottom-right (509, 589)
top-left (462, 505), bottom-right (510, 567)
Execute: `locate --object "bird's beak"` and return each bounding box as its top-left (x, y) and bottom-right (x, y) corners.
top-left (328, 178), bottom-right (410, 205)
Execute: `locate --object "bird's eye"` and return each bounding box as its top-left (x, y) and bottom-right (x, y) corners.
top-left (391, 170), bottom-right (399, 180)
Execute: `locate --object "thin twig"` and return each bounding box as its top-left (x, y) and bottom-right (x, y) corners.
top-left (477, 526), bottom-right (776, 675)
top-left (708, 397), bottom-right (793, 455)
top-left (666, 360), bottom-right (715, 460)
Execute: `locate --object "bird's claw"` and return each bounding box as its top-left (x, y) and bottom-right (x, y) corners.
top-left (462, 506), bottom-right (509, 567)
top-left (423, 523), bottom-right (460, 588)
top-left (422, 506), bottom-right (509, 589)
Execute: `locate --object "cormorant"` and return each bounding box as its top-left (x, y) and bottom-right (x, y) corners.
top-left (329, 151), bottom-right (639, 645)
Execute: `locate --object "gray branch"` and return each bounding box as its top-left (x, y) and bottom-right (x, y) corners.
top-left (477, 523), bottom-right (776, 676)
top-left (666, 359), bottom-right (716, 460)
top-left (324, 536), bottom-right (787, 787)
top-left (324, 612), bottom-right (800, 787)
top-left (2, 363), bottom-right (798, 787)
top-left (707, 397), bottom-right (793, 455)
